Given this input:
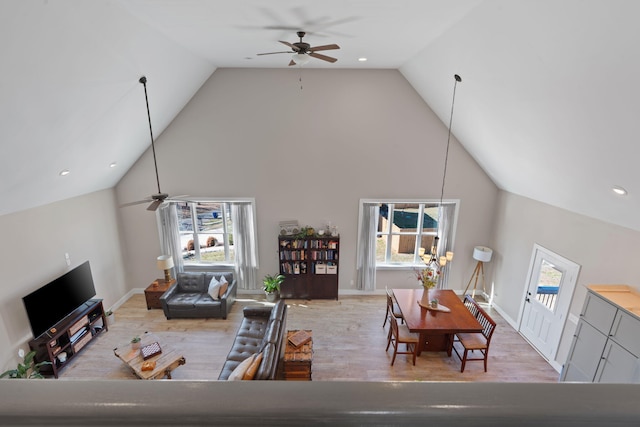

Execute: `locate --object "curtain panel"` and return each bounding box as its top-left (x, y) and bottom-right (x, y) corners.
top-left (157, 203), bottom-right (184, 275)
top-left (436, 202), bottom-right (456, 289)
top-left (356, 202), bottom-right (379, 291)
top-left (231, 202), bottom-right (259, 290)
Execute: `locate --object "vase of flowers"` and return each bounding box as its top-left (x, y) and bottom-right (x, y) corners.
top-left (415, 265), bottom-right (440, 304)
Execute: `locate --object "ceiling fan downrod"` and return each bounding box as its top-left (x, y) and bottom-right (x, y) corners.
top-left (139, 76), bottom-right (164, 197)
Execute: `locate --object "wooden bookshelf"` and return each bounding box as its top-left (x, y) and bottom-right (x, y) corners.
top-left (278, 236), bottom-right (339, 299)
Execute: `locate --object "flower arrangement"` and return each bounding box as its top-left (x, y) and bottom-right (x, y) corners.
top-left (415, 265), bottom-right (440, 289)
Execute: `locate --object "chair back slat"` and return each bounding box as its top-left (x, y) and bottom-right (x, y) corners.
top-left (476, 305), bottom-right (496, 342)
top-left (463, 294), bottom-right (480, 318)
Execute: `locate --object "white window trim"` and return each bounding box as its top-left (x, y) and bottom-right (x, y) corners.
top-left (166, 197), bottom-right (257, 269)
top-left (359, 198), bottom-right (460, 270)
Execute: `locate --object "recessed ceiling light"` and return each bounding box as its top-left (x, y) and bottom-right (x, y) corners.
top-left (612, 186), bottom-right (627, 195)
top-left (109, 162), bottom-right (117, 168)
top-left (59, 169), bottom-right (70, 176)
top-left (358, 57), bottom-right (368, 62)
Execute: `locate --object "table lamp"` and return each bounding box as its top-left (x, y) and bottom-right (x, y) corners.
top-left (463, 246), bottom-right (493, 298)
top-left (157, 255), bottom-right (174, 283)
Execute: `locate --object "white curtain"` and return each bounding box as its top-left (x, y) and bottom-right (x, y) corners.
top-left (436, 202), bottom-right (456, 289)
top-left (157, 203), bottom-right (184, 275)
top-left (356, 202), bottom-right (379, 291)
top-left (231, 202), bottom-right (259, 290)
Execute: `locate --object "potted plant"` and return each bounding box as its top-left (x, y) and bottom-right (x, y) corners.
top-left (0, 349), bottom-right (51, 379)
top-left (131, 336), bottom-right (142, 350)
top-left (263, 274), bottom-right (285, 302)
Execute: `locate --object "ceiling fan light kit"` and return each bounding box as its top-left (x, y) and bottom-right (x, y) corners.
top-left (292, 53), bottom-right (310, 65)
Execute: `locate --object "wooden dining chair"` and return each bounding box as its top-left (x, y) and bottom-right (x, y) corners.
top-left (386, 315), bottom-right (419, 366)
top-left (383, 287), bottom-right (403, 328)
top-left (462, 294), bottom-right (480, 318)
top-left (452, 299), bottom-right (497, 372)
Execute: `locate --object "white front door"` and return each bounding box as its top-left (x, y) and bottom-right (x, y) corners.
top-left (519, 244), bottom-right (580, 361)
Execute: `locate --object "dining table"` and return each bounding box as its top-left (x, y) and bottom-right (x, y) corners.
top-left (392, 288), bottom-right (483, 356)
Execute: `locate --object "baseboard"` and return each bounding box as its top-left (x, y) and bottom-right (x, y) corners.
top-left (108, 288), bottom-right (142, 313)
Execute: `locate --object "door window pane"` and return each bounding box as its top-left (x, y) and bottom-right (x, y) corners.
top-left (536, 259), bottom-right (562, 311)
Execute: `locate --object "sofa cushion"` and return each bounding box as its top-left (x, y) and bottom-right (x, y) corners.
top-left (177, 273), bottom-right (207, 293)
top-left (166, 292), bottom-right (201, 308)
top-left (194, 295), bottom-right (222, 309)
top-left (228, 354), bottom-right (256, 381)
top-left (255, 342), bottom-right (277, 380)
top-left (269, 300), bottom-right (286, 323)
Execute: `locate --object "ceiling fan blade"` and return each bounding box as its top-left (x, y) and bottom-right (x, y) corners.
top-left (147, 199), bottom-right (164, 211)
top-left (257, 51), bottom-right (293, 56)
top-left (119, 199), bottom-right (152, 208)
top-left (310, 44), bottom-right (340, 52)
top-left (279, 40), bottom-right (300, 51)
top-left (309, 52), bottom-right (338, 63)
top-left (288, 60), bottom-right (296, 66)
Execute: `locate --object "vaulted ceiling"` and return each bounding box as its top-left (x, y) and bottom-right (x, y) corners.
top-left (3, 1), bottom-right (640, 231)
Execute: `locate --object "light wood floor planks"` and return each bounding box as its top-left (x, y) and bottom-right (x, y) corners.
top-left (59, 294), bottom-right (560, 382)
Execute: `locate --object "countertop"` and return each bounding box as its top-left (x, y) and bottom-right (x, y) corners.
top-left (587, 284), bottom-right (640, 317)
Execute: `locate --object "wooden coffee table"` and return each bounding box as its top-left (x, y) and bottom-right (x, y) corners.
top-left (113, 332), bottom-right (185, 379)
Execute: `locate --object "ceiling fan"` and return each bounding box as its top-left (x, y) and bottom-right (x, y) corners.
top-left (257, 31), bottom-right (340, 66)
top-left (121, 76), bottom-right (186, 212)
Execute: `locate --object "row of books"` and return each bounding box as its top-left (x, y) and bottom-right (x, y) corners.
top-left (280, 250), bottom-right (306, 261)
top-left (281, 262), bottom-right (308, 275)
top-left (308, 239), bottom-right (339, 249)
top-left (279, 239), bottom-right (308, 249)
top-left (280, 261), bottom-right (338, 275)
top-left (310, 250), bottom-right (338, 260)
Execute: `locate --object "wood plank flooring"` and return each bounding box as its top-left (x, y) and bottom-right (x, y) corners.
top-left (59, 294), bottom-right (560, 382)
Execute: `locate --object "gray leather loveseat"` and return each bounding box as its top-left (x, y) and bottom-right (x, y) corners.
top-left (218, 300), bottom-right (288, 380)
top-left (160, 271), bottom-right (236, 319)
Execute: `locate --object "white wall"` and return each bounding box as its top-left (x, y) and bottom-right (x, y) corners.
top-left (490, 191), bottom-right (640, 368)
top-left (0, 189), bottom-right (127, 371)
top-left (115, 68), bottom-right (498, 294)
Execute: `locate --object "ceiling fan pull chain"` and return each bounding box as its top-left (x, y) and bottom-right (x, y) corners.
top-left (299, 69), bottom-right (303, 90)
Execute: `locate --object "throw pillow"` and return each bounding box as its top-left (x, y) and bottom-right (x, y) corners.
top-left (227, 354), bottom-right (255, 381)
top-left (207, 277), bottom-right (221, 300)
top-left (243, 352), bottom-right (263, 380)
top-left (218, 275), bottom-right (229, 298)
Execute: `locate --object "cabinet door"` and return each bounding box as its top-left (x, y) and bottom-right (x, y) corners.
top-left (594, 340), bottom-right (640, 383)
top-left (609, 310), bottom-right (640, 357)
top-left (280, 276), bottom-right (310, 299)
top-left (561, 320), bottom-right (607, 382)
top-left (581, 292), bottom-right (617, 334)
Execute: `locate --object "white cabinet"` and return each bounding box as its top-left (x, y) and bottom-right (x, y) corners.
top-left (594, 340), bottom-right (640, 383)
top-left (561, 320), bottom-right (607, 382)
top-left (561, 286), bottom-right (640, 383)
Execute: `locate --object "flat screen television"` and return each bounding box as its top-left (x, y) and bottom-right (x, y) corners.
top-left (22, 260), bottom-right (97, 338)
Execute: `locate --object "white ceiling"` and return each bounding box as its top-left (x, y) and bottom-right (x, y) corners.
top-left (2, 0), bottom-right (640, 232)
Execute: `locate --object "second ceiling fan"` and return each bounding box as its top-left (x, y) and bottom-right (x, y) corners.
top-left (257, 31), bottom-right (340, 66)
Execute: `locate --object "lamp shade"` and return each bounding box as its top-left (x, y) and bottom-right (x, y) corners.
top-left (473, 246), bottom-right (493, 263)
top-left (157, 255), bottom-right (174, 270)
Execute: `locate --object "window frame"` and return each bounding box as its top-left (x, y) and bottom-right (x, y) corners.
top-left (172, 198), bottom-right (255, 268)
top-left (361, 198), bottom-right (459, 270)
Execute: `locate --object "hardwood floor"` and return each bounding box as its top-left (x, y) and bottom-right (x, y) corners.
top-left (59, 294), bottom-right (560, 382)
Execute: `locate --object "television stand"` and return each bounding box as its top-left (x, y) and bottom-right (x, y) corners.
top-left (28, 299), bottom-right (107, 378)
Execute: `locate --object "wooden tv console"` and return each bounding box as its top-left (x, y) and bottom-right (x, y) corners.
top-left (28, 299), bottom-right (107, 378)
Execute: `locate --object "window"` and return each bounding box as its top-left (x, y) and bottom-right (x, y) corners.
top-left (358, 199), bottom-right (458, 269)
top-left (176, 201), bottom-right (234, 264)
top-left (377, 202), bottom-right (440, 265)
